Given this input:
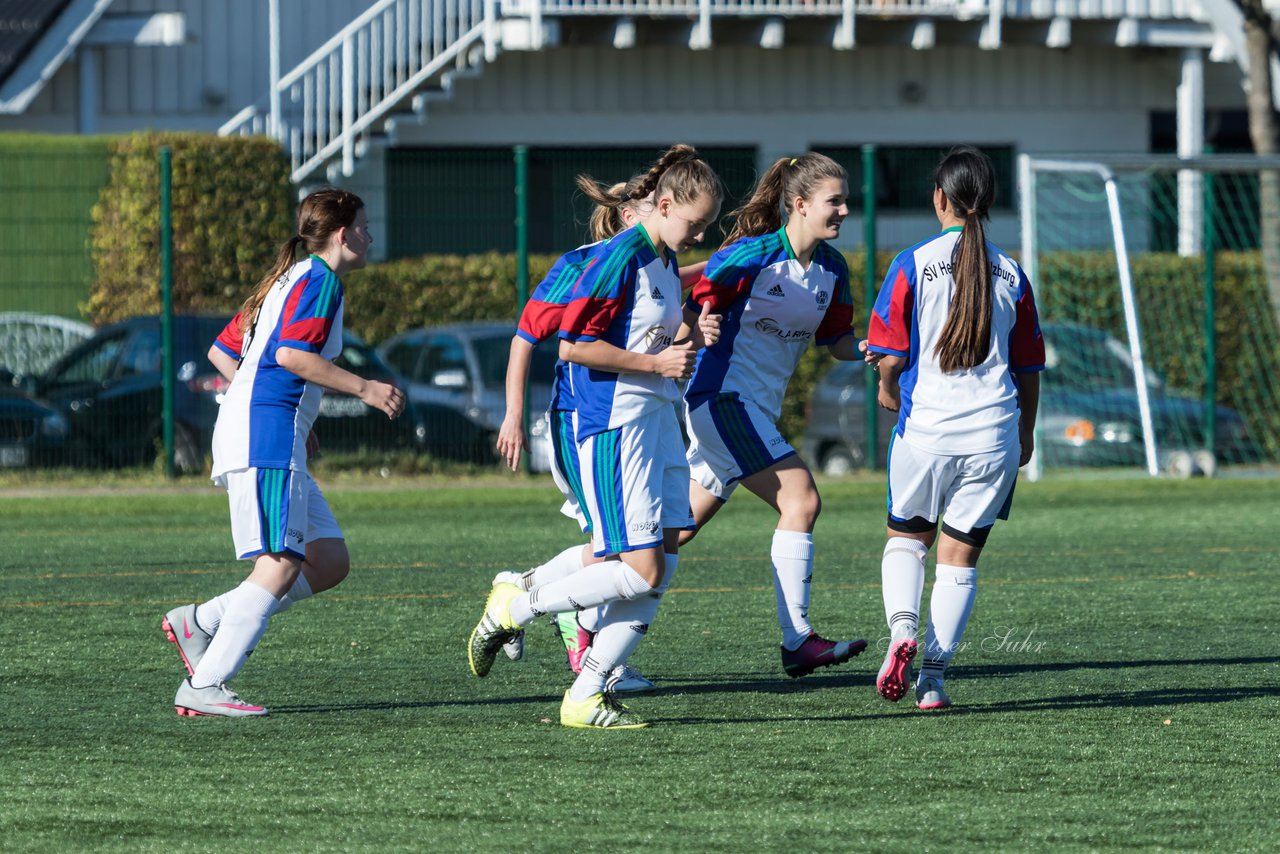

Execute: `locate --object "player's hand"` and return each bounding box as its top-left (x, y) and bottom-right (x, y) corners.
top-left (496, 413), bottom-right (527, 472)
top-left (697, 301), bottom-right (722, 348)
top-left (877, 384), bottom-right (900, 412)
top-left (305, 429), bottom-right (320, 460)
top-left (361, 380), bottom-right (405, 420)
top-left (654, 340), bottom-right (696, 380)
top-left (859, 339), bottom-right (883, 368)
top-left (1019, 423), bottom-right (1035, 467)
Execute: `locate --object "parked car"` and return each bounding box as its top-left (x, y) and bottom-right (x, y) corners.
top-left (801, 360), bottom-right (898, 475)
top-left (30, 315), bottom-right (426, 473)
top-left (377, 321), bottom-right (558, 470)
top-left (1035, 322), bottom-right (1258, 472)
top-left (802, 322), bottom-right (1260, 475)
top-left (0, 311), bottom-right (93, 383)
top-left (0, 384), bottom-right (69, 468)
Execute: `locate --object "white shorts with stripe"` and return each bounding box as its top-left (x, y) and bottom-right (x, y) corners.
top-left (578, 404), bottom-right (692, 557)
top-left (886, 435), bottom-right (1020, 536)
top-left (219, 467), bottom-right (342, 560)
top-left (547, 408), bottom-right (590, 534)
top-left (685, 392), bottom-right (797, 501)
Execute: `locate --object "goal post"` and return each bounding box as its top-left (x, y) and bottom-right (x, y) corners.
top-left (1018, 153), bottom-right (1280, 479)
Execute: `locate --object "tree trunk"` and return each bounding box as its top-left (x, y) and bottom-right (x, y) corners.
top-left (1238, 2), bottom-right (1280, 319)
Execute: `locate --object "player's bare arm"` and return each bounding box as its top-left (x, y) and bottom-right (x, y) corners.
top-left (560, 337), bottom-right (695, 380)
top-left (876, 354), bottom-right (905, 412)
top-left (498, 336), bottom-right (535, 471)
top-left (275, 346), bottom-right (405, 420)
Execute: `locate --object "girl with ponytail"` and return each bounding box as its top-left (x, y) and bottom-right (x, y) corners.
top-left (161, 188), bottom-right (405, 718)
top-left (467, 144), bottom-right (724, 729)
top-left (867, 145), bottom-right (1044, 710)
top-left (678, 152), bottom-right (875, 679)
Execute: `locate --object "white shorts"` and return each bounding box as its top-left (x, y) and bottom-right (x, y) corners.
top-left (886, 436), bottom-right (1020, 538)
top-left (220, 467), bottom-right (342, 560)
top-left (685, 393), bottom-right (797, 501)
top-left (547, 408), bottom-right (590, 534)
top-left (578, 404), bottom-right (693, 557)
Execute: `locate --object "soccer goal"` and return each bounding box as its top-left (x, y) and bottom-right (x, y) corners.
top-left (1018, 153), bottom-right (1280, 479)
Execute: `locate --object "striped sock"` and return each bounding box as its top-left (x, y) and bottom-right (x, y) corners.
top-left (882, 537), bottom-right (928, 642)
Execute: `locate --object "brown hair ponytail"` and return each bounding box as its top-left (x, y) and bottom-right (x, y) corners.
top-left (577, 144), bottom-right (721, 243)
top-left (931, 146), bottom-right (996, 373)
top-left (722, 152), bottom-right (846, 248)
top-left (239, 187), bottom-right (363, 334)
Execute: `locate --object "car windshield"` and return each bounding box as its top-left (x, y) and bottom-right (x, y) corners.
top-left (1043, 328), bottom-right (1163, 392)
top-left (474, 333), bottom-right (557, 388)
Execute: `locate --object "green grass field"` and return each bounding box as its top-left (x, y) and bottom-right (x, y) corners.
top-left (2, 476), bottom-right (1277, 852)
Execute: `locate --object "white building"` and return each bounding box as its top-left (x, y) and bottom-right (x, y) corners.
top-left (2, 0), bottom-right (1276, 258)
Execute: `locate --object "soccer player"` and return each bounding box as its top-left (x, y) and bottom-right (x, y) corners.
top-left (867, 146), bottom-right (1044, 710)
top-left (467, 144), bottom-right (723, 729)
top-left (678, 152), bottom-right (874, 678)
top-left (491, 175), bottom-right (659, 694)
top-left (494, 177), bottom-right (709, 693)
top-left (161, 188), bottom-right (405, 717)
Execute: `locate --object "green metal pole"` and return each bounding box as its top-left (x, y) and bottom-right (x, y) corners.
top-left (1202, 152), bottom-right (1216, 455)
top-left (160, 146), bottom-right (175, 479)
top-left (862, 144), bottom-right (879, 470)
top-left (514, 145), bottom-right (530, 473)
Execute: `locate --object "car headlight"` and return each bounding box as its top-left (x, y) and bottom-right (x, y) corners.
top-left (1097, 421), bottom-right (1134, 444)
top-left (41, 411), bottom-right (69, 439)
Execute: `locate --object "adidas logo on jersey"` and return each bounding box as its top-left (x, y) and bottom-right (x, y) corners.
top-left (767, 284), bottom-right (786, 297)
top-left (650, 287), bottom-right (664, 300)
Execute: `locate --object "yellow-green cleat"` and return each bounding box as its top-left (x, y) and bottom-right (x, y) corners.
top-left (467, 582), bottom-right (522, 677)
top-left (559, 690), bottom-right (650, 729)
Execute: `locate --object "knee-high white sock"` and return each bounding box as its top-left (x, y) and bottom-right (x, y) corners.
top-left (508, 560), bottom-right (652, 627)
top-left (570, 554), bottom-right (677, 701)
top-left (921, 564), bottom-right (977, 681)
top-left (882, 537), bottom-right (928, 642)
top-left (195, 590), bottom-right (235, 635)
top-left (578, 605), bottom-right (603, 634)
top-left (772, 530), bottom-right (814, 651)
top-left (190, 581), bottom-right (279, 687)
top-left (519, 545), bottom-right (585, 591)
top-left (273, 571), bottom-right (314, 615)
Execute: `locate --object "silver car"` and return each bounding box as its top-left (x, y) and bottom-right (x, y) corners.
top-left (377, 321), bottom-right (557, 471)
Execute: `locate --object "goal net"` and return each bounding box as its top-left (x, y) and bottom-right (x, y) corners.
top-left (1019, 154), bottom-right (1280, 478)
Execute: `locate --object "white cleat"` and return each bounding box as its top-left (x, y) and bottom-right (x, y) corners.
top-left (605, 664), bottom-right (656, 694)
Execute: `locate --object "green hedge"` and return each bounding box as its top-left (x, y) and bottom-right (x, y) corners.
top-left (88, 132), bottom-right (293, 324)
top-left (0, 133), bottom-right (113, 317)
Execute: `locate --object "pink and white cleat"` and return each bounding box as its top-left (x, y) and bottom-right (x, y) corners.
top-left (915, 676), bottom-right (953, 711)
top-left (174, 678), bottom-right (268, 718)
top-left (876, 637), bottom-right (918, 702)
top-left (161, 604), bottom-right (212, 677)
top-left (781, 633), bottom-right (868, 679)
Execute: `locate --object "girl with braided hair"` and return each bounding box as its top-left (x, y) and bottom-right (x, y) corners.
top-left (467, 144), bottom-right (723, 728)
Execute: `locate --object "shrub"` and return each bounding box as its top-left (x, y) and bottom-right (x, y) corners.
top-left (88, 132), bottom-right (293, 324)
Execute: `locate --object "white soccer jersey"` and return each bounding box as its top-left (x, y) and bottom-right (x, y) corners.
top-left (684, 228), bottom-right (854, 421)
top-left (211, 256), bottom-right (345, 477)
top-left (867, 227), bottom-right (1045, 455)
top-left (558, 225), bottom-right (684, 440)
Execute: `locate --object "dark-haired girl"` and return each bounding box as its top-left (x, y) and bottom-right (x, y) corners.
top-left (867, 146), bottom-right (1044, 710)
top-left (162, 188), bottom-right (405, 717)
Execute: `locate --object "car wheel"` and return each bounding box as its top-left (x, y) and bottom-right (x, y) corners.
top-left (1164, 450), bottom-right (1194, 480)
top-left (820, 444), bottom-right (860, 477)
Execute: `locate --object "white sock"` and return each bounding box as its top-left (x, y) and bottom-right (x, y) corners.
top-left (519, 545), bottom-right (585, 591)
top-left (508, 560), bottom-right (652, 627)
top-left (570, 554), bottom-right (677, 702)
top-left (190, 581), bottom-right (279, 687)
top-left (772, 530), bottom-right (814, 651)
top-left (921, 564), bottom-right (977, 681)
top-left (882, 537), bottom-right (928, 642)
top-left (578, 606), bottom-right (603, 634)
top-left (195, 590), bottom-right (235, 635)
top-left (273, 571), bottom-right (314, 615)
